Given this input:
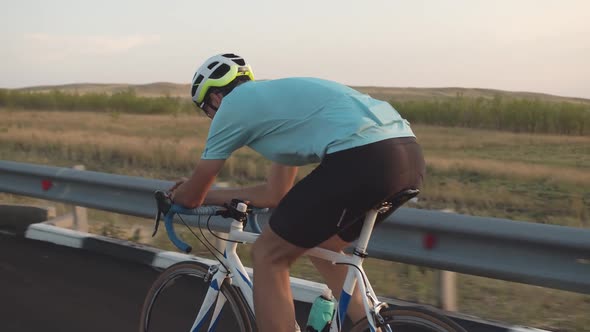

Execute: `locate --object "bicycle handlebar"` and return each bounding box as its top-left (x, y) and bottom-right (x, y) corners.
top-left (164, 205), bottom-right (195, 253)
top-left (153, 190), bottom-right (268, 253)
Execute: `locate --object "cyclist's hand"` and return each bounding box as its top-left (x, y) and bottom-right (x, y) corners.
top-left (168, 177), bottom-right (188, 193)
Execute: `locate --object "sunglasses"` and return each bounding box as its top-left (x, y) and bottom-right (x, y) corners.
top-left (197, 99), bottom-right (216, 118)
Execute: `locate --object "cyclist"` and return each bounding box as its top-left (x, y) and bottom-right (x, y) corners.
top-left (170, 53), bottom-right (425, 332)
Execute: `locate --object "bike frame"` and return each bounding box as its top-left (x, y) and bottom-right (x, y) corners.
top-left (187, 208), bottom-right (386, 332)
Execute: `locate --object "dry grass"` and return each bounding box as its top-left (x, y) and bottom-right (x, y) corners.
top-left (416, 124), bottom-right (590, 148)
top-left (0, 110), bottom-right (209, 139)
top-left (0, 110), bottom-right (274, 180)
top-left (0, 127), bottom-right (202, 159)
top-left (426, 155), bottom-right (590, 186)
top-left (3, 110), bottom-right (587, 182)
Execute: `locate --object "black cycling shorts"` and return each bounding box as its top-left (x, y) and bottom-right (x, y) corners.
top-left (269, 137), bottom-right (425, 248)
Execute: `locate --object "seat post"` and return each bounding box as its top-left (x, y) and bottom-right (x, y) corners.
top-left (354, 209), bottom-right (379, 256)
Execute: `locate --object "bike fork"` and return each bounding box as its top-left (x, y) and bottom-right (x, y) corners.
top-left (189, 266), bottom-right (228, 332)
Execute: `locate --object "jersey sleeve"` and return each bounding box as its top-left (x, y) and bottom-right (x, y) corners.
top-left (201, 98), bottom-right (250, 160)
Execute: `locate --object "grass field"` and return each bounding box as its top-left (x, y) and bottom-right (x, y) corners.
top-left (1, 109), bottom-right (589, 331)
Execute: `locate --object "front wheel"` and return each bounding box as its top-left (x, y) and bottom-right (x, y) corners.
top-left (139, 261), bottom-right (255, 332)
top-left (349, 306), bottom-right (467, 332)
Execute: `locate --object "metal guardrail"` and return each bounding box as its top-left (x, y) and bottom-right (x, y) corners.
top-left (1, 160), bottom-right (590, 296)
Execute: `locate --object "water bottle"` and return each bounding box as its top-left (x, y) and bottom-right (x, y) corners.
top-left (306, 287), bottom-right (335, 332)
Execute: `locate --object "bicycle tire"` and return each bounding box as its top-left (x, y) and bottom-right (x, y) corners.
top-left (349, 306), bottom-right (467, 332)
top-left (139, 261), bottom-right (255, 332)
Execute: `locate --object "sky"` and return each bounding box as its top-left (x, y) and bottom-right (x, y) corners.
top-left (1, 0), bottom-right (589, 98)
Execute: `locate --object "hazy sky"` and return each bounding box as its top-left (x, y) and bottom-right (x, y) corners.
top-left (1, 0), bottom-right (589, 98)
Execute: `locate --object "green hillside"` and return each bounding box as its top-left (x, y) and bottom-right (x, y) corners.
top-left (5, 82), bottom-right (590, 136)
top-left (17, 82), bottom-right (590, 104)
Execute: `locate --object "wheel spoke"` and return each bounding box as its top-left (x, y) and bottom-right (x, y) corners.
top-left (139, 262), bottom-right (254, 332)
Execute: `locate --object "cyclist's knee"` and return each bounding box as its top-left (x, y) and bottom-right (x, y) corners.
top-left (252, 226), bottom-right (305, 268)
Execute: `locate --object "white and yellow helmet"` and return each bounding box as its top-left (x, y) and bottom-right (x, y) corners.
top-left (191, 53), bottom-right (255, 108)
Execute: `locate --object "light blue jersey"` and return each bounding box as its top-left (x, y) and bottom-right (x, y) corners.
top-left (201, 77), bottom-right (415, 166)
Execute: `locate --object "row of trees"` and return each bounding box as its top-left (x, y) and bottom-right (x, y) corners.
top-left (0, 89), bottom-right (194, 114)
top-left (393, 95), bottom-right (590, 135)
top-left (2, 89), bottom-right (589, 135)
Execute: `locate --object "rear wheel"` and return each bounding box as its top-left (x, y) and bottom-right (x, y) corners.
top-left (349, 306), bottom-right (467, 332)
top-left (139, 261), bottom-right (255, 332)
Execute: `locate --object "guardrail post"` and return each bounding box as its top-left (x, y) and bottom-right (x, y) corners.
top-left (436, 208), bottom-right (458, 311)
top-left (438, 270), bottom-right (458, 311)
top-left (72, 165), bottom-right (88, 232)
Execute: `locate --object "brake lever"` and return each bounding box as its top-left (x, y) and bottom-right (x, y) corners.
top-left (153, 190), bottom-right (172, 237)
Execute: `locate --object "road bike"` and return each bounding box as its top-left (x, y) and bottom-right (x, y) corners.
top-left (139, 189), bottom-right (467, 332)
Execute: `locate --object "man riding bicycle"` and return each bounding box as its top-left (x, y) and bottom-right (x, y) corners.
top-left (170, 53), bottom-right (425, 332)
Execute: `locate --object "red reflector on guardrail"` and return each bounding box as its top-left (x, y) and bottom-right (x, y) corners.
top-left (423, 233), bottom-right (437, 249)
top-left (41, 180), bottom-right (53, 191)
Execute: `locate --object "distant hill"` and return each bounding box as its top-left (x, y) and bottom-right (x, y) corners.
top-left (18, 82), bottom-right (186, 98)
top-left (356, 86), bottom-right (590, 104)
top-left (16, 82), bottom-right (590, 105)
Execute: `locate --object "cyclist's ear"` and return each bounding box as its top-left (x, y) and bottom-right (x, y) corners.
top-left (209, 92), bottom-right (223, 108)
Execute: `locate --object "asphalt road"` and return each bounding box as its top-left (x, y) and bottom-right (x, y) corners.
top-left (0, 233), bottom-right (159, 331)
top-left (0, 234), bottom-right (317, 332)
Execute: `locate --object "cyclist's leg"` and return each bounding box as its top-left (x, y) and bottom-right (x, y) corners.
top-left (251, 224), bottom-right (307, 332)
top-left (256, 138), bottom-right (424, 331)
top-left (309, 234), bottom-right (366, 324)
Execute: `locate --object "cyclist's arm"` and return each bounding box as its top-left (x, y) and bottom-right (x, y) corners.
top-left (204, 162), bottom-right (298, 208)
top-left (171, 159), bottom-right (226, 208)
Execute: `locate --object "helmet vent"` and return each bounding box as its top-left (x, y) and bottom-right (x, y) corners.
top-left (207, 61), bottom-right (219, 70)
top-left (210, 64), bottom-right (231, 79)
top-left (194, 75), bottom-right (204, 85)
top-left (191, 74), bottom-right (204, 97)
top-left (232, 58), bottom-right (245, 65)
top-left (221, 53), bottom-right (245, 66)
